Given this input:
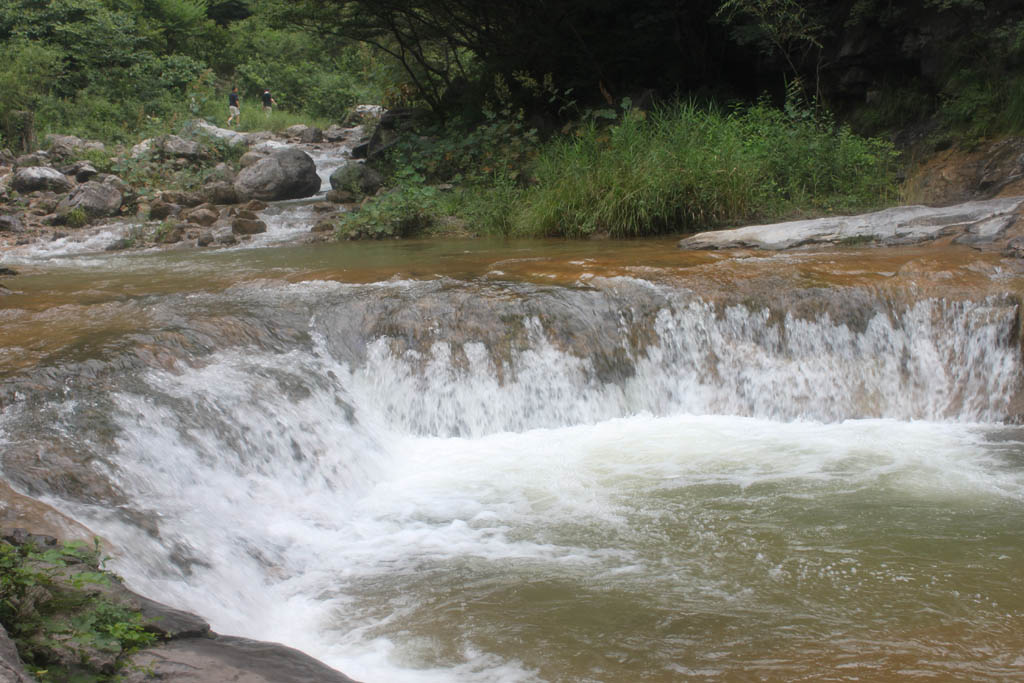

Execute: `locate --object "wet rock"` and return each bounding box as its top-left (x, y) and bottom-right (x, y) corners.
top-left (56, 181), bottom-right (123, 220)
top-left (183, 205), bottom-right (219, 226)
top-left (232, 217), bottom-right (267, 235)
top-left (952, 213), bottom-right (1018, 246)
top-left (312, 216), bottom-right (337, 232)
top-left (11, 166), bottom-right (72, 193)
top-left (124, 635), bottom-right (361, 683)
top-left (242, 199), bottom-right (269, 212)
top-left (329, 162), bottom-right (383, 197)
top-left (217, 231), bottom-right (238, 245)
top-left (0, 267), bottom-right (17, 276)
top-left (233, 148), bottom-right (320, 201)
top-left (105, 237), bottom-right (133, 251)
top-left (197, 230), bottom-right (214, 247)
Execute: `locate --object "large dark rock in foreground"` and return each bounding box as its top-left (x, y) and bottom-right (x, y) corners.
top-left (233, 148), bottom-right (321, 201)
top-left (123, 635), bottom-right (361, 683)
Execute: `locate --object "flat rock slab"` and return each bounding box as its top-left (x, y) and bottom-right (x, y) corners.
top-left (124, 635), bottom-right (361, 683)
top-left (678, 196), bottom-right (1024, 250)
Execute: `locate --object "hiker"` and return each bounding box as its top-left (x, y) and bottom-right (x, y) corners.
top-left (227, 86), bottom-right (240, 127)
top-left (261, 89), bottom-right (276, 115)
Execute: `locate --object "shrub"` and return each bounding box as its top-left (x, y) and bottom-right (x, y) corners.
top-left (511, 100), bottom-right (898, 237)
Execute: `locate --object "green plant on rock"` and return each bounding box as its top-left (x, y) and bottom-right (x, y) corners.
top-left (0, 538), bottom-right (157, 681)
top-left (65, 206), bottom-right (89, 229)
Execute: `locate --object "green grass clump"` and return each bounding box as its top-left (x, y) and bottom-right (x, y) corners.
top-left (511, 100), bottom-right (899, 238)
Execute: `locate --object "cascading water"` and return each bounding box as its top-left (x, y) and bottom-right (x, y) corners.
top-left (3, 255), bottom-right (1024, 682)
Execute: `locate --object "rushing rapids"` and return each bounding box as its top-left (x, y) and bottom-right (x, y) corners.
top-left (2, 215), bottom-right (1024, 680)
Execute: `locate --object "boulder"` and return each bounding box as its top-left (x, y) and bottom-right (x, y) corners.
top-left (197, 230), bottom-right (214, 247)
top-left (183, 205), bottom-right (220, 226)
top-left (329, 162), bottom-right (384, 198)
top-left (11, 166), bottom-right (72, 193)
top-left (201, 180), bottom-right (238, 205)
top-left (323, 124), bottom-right (349, 142)
top-left (155, 135), bottom-right (206, 160)
top-left (64, 160), bottom-right (99, 183)
top-left (56, 181), bottom-right (123, 220)
top-left (312, 216), bottom-right (337, 232)
top-left (46, 134), bottom-right (104, 158)
top-left (14, 153), bottom-right (48, 168)
top-left (0, 213), bottom-right (24, 232)
top-left (233, 148), bottom-right (321, 201)
top-left (232, 217), bottom-right (267, 235)
top-left (299, 127), bottom-right (323, 144)
top-left (189, 119), bottom-right (248, 148)
top-left (284, 124), bottom-right (310, 138)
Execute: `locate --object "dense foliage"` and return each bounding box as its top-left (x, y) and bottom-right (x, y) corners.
top-left (0, 0), bottom-right (384, 146)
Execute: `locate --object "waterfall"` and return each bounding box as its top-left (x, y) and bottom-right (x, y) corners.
top-left (2, 275), bottom-right (1023, 682)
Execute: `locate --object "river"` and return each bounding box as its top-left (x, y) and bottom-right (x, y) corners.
top-left (2, 183), bottom-right (1023, 681)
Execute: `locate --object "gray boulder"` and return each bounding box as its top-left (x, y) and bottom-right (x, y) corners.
top-left (46, 134), bottom-right (104, 158)
top-left (0, 213), bottom-right (24, 232)
top-left (57, 181), bottom-right (123, 219)
top-left (65, 160), bottom-right (99, 183)
top-left (156, 135), bottom-right (205, 160)
top-left (201, 180), bottom-right (238, 205)
top-left (190, 119), bottom-right (248, 148)
top-left (233, 148), bottom-right (321, 201)
top-left (330, 162), bottom-right (384, 198)
top-left (11, 166), bottom-right (72, 193)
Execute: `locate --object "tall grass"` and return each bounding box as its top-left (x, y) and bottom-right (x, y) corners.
top-left (510, 101), bottom-right (899, 238)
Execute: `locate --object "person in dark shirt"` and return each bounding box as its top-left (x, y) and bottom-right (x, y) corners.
top-left (227, 86), bottom-right (240, 127)
top-left (261, 89), bottom-right (276, 115)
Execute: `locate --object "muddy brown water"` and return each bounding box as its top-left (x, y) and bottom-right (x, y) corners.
top-left (2, 236), bottom-right (1023, 681)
